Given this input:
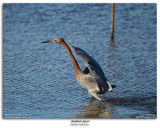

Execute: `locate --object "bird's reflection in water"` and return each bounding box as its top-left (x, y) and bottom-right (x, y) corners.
top-left (73, 96), bottom-right (156, 119)
top-left (74, 99), bottom-right (113, 118)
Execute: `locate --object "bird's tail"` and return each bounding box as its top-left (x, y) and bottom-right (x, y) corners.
top-left (111, 85), bottom-right (116, 88)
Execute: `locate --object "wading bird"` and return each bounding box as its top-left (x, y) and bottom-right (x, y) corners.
top-left (41, 38), bottom-right (116, 101)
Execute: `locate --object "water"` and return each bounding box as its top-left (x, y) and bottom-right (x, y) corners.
top-left (3, 3), bottom-right (157, 119)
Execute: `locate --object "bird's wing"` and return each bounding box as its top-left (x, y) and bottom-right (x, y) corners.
top-left (70, 46), bottom-right (112, 93)
top-left (87, 64), bottom-right (110, 93)
top-left (70, 46), bottom-right (105, 75)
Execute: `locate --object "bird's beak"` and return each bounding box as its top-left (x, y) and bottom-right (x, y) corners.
top-left (41, 40), bottom-right (50, 43)
top-left (41, 40), bottom-right (57, 43)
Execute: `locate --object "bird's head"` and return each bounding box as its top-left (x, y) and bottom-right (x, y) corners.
top-left (41, 38), bottom-right (64, 44)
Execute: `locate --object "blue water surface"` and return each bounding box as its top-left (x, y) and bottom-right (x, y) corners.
top-left (3, 3), bottom-right (157, 118)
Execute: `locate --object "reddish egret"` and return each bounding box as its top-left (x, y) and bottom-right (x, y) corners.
top-left (41, 38), bottom-right (116, 101)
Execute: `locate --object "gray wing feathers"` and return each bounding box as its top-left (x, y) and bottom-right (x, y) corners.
top-left (70, 46), bottom-right (105, 75)
top-left (87, 64), bottom-right (109, 94)
top-left (71, 46), bottom-right (111, 93)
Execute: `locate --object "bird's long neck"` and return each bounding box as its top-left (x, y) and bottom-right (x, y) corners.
top-left (61, 41), bottom-right (81, 79)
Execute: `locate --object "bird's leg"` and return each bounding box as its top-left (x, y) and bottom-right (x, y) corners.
top-left (92, 94), bottom-right (102, 101)
top-left (88, 91), bottom-right (93, 98)
top-left (89, 91), bottom-right (102, 101)
top-left (110, 90), bottom-right (116, 95)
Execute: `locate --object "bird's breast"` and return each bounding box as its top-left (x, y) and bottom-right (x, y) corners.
top-left (77, 73), bottom-right (99, 91)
